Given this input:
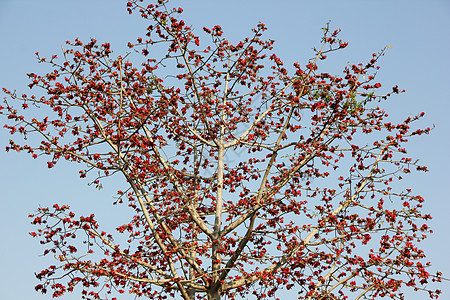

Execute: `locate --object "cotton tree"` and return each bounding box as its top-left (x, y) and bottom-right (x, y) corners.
top-left (0, 0), bottom-right (443, 299)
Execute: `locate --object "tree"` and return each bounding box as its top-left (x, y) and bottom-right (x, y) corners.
top-left (0, 0), bottom-right (443, 299)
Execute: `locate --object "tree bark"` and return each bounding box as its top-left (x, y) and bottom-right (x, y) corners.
top-left (208, 289), bottom-right (220, 300)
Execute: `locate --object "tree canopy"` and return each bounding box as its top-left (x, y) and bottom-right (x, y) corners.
top-left (0, 0), bottom-right (443, 299)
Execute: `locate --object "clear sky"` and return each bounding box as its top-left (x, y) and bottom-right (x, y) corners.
top-left (0, 1), bottom-right (449, 299)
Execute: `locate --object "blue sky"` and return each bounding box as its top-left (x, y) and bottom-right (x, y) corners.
top-left (0, 1), bottom-right (449, 299)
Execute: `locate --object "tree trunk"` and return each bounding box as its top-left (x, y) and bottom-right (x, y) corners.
top-left (208, 289), bottom-right (220, 300)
